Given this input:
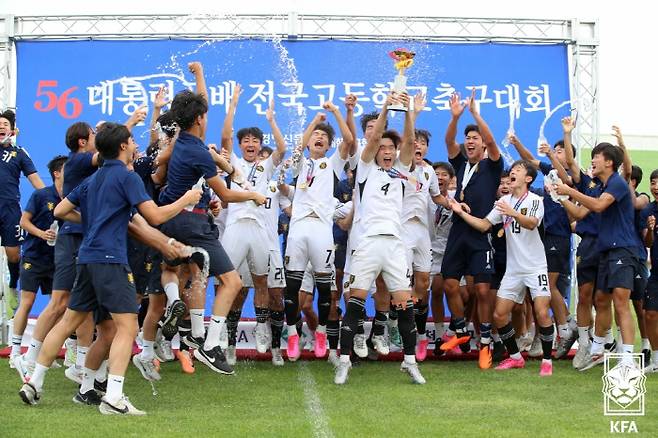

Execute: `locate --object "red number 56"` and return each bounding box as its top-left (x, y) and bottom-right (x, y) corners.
top-left (34, 80), bottom-right (83, 119)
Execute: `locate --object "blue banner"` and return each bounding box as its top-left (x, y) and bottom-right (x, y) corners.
top-left (14, 39), bottom-right (570, 316)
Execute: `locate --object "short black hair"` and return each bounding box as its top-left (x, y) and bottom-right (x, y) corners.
top-left (591, 142), bottom-right (622, 172)
top-left (501, 169), bottom-right (510, 179)
top-left (47, 155), bottom-right (67, 180)
top-left (553, 139), bottom-right (577, 158)
top-left (65, 122), bottom-right (93, 152)
top-left (464, 124), bottom-right (480, 137)
top-left (237, 127), bottom-right (264, 144)
top-left (510, 159), bottom-right (538, 186)
top-left (415, 129), bottom-right (431, 146)
top-left (259, 146), bottom-right (273, 157)
top-left (360, 111), bottom-right (388, 134)
top-left (432, 161), bottom-right (455, 178)
top-left (314, 122), bottom-right (335, 146)
top-left (0, 109), bottom-right (16, 130)
top-left (650, 169), bottom-right (658, 182)
top-left (95, 122), bottom-right (131, 160)
top-left (156, 111), bottom-right (176, 139)
top-left (171, 90), bottom-right (208, 131)
top-left (631, 165), bottom-right (643, 186)
top-left (382, 130), bottom-right (401, 149)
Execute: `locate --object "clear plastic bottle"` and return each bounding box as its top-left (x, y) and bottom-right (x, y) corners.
top-left (184, 177), bottom-right (205, 211)
top-left (46, 221), bottom-right (59, 247)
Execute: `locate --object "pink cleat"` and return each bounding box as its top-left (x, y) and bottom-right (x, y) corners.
top-left (495, 356), bottom-right (526, 370)
top-left (539, 360), bottom-right (553, 376)
top-left (314, 331), bottom-right (328, 358)
top-left (416, 338), bottom-right (429, 362)
top-left (287, 334), bottom-right (301, 361)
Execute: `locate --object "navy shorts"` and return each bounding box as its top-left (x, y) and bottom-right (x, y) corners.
top-left (576, 235), bottom-right (599, 286)
top-left (68, 264), bottom-right (139, 320)
top-left (52, 233), bottom-right (83, 291)
top-left (441, 225), bottom-right (493, 282)
top-left (128, 238), bottom-right (150, 295)
top-left (160, 211), bottom-right (233, 277)
top-left (597, 248), bottom-right (643, 294)
top-left (145, 250), bottom-right (164, 295)
top-left (334, 243), bottom-right (347, 271)
top-left (631, 263), bottom-right (649, 301)
top-left (645, 275), bottom-right (658, 312)
top-left (0, 201), bottom-right (24, 247)
top-left (19, 258), bottom-right (54, 295)
top-left (544, 234), bottom-right (571, 275)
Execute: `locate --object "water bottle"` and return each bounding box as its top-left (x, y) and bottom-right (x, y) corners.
top-left (185, 177), bottom-right (205, 211)
top-left (46, 221), bottom-right (59, 247)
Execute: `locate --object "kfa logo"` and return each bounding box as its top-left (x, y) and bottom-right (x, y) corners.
top-left (602, 353), bottom-right (646, 417)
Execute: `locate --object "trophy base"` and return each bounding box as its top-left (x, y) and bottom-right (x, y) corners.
top-left (388, 103), bottom-right (408, 112)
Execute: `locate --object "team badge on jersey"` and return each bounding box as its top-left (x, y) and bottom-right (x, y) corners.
top-left (47, 202), bottom-right (55, 211)
top-left (285, 256), bottom-right (290, 265)
top-left (256, 165), bottom-right (264, 172)
top-left (127, 272), bottom-right (135, 284)
top-left (588, 181), bottom-right (596, 189)
top-left (270, 185), bottom-right (277, 193)
top-left (319, 162), bottom-right (327, 170)
top-left (23, 262), bottom-right (32, 270)
top-left (424, 172), bottom-right (429, 180)
top-left (349, 274), bottom-right (355, 284)
top-left (145, 262), bottom-right (153, 272)
top-left (520, 208), bottom-right (527, 215)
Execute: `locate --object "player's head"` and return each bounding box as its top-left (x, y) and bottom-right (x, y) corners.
top-left (65, 121), bottom-right (95, 153)
top-left (414, 129), bottom-right (431, 163)
top-left (590, 142), bottom-right (622, 177)
top-left (47, 155), bottom-right (67, 182)
top-left (650, 169), bottom-right (658, 200)
top-left (309, 122), bottom-right (335, 156)
top-left (509, 160), bottom-right (537, 189)
top-left (553, 139), bottom-right (576, 167)
top-left (171, 90), bottom-right (208, 137)
top-left (236, 127), bottom-right (264, 162)
top-left (376, 130), bottom-right (401, 170)
top-left (156, 111), bottom-right (177, 140)
top-left (433, 161), bottom-right (454, 193)
top-left (630, 164), bottom-right (643, 190)
top-left (95, 122), bottom-right (136, 161)
top-left (259, 146), bottom-right (273, 160)
top-left (0, 109), bottom-right (16, 141)
top-left (498, 169), bottom-right (511, 197)
top-left (463, 124), bottom-right (484, 162)
top-left (360, 111), bottom-right (387, 141)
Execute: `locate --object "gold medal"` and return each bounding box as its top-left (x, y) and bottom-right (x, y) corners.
top-left (497, 228), bottom-right (504, 238)
top-left (299, 182), bottom-right (308, 190)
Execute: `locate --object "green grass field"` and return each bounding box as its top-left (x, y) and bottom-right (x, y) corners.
top-left (1, 357), bottom-right (657, 437)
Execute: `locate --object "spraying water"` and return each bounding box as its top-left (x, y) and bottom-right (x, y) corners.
top-left (537, 99), bottom-right (573, 156)
top-left (498, 98), bottom-right (519, 166)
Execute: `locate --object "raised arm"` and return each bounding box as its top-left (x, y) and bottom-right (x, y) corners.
top-left (125, 104), bottom-right (147, 133)
top-left (468, 88), bottom-right (500, 162)
top-left (301, 113), bottom-right (326, 155)
top-left (188, 62), bottom-right (208, 102)
top-left (509, 134), bottom-right (540, 167)
top-left (561, 116), bottom-right (581, 184)
top-left (540, 143), bottom-right (572, 186)
top-left (323, 101), bottom-right (353, 160)
top-left (344, 94), bottom-right (358, 158)
top-left (445, 92), bottom-right (467, 159)
top-left (149, 86), bottom-right (169, 145)
top-left (399, 94), bottom-right (414, 167)
top-left (612, 125), bottom-right (632, 182)
top-left (265, 98), bottom-right (286, 166)
top-left (361, 95), bottom-right (392, 164)
top-left (221, 84), bottom-right (242, 154)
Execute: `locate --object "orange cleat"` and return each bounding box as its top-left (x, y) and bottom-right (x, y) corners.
top-left (175, 350), bottom-right (195, 374)
top-left (439, 334), bottom-right (471, 351)
top-left (478, 344), bottom-right (492, 369)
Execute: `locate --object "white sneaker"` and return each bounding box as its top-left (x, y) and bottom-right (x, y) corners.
top-left (400, 361), bottom-right (426, 384)
top-left (99, 395), bottom-right (146, 416)
top-left (154, 338), bottom-right (175, 362)
top-left (334, 360), bottom-right (352, 385)
top-left (579, 352), bottom-right (605, 372)
top-left (644, 362), bottom-right (658, 374)
top-left (327, 350), bottom-right (340, 368)
top-left (226, 346), bottom-right (237, 366)
top-left (132, 355), bottom-right (161, 381)
top-left (13, 354), bottom-right (34, 382)
top-left (271, 348), bottom-right (284, 366)
top-left (528, 335), bottom-right (542, 358)
top-left (219, 325), bottom-right (229, 350)
top-left (50, 360), bottom-right (62, 369)
top-left (353, 334), bottom-right (368, 358)
top-left (65, 366), bottom-right (83, 385)
top-left (572, 340), bottom-right (591, 370)
top-left (9, 353), bottom-right (18, 369)
top-left (19, 382), bottom-right (41, 405)
top-left (64, 338), bottom-right (77, 368)
top-left (255, 324), bottom-right (269, 354)
top-left (372, 335), bottom-right (390, 356)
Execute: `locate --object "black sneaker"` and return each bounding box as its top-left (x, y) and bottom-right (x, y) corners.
top-left (492, 341), bottom-right (505, 362)
top-left (73, 389), bottom-right (102, 406)
top-left (182, 334), bottom-right (205, 350)
top-left (193, 346), bottom-right (234, 375)
top-left (642, 348), bottom-right (651, 366)
top-left (162, 300), bottom-right (187, 339)
top-left (604, 340), bottom-right (617, 353)
top-left (94, 379), bottom-right (107, 395)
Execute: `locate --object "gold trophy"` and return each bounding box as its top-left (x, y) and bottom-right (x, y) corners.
top-left (388, 48), bottom-right (415, 111)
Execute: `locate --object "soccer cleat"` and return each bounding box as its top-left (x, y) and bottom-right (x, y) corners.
top-left (154, 338), bottom-right (175, 362)
top-left (400, 361), bottom-right (426, 384)
top-left (287, 334), bottom-right (301, 361)
top-left (353, 334), bottom-right (368, 358)
top-left (439, 333), bottom-right (471, 352)
top-left (479, 344), bottom-right (493, 369)
top-left (555, 330), bottom-right (578, 359)
top-left (175, 350), bottom-right (195, 374)
top-left (578, 353), bottom-right (605, 372)
top-left (271, 348), bottom-right (285, 366)
top-left (132, 355), bottom-right (161, 381)
top-left (314, 331), bottom-right (328, 358)
top-left (99, 396), bottom-right (146, 416)
top-left (226, 346), bottom-right (237, 366)
top-left (94, 379), bottom-right (107, 395)
top-left (73, 389), bottom-right (102, 406)
top-left (539, 360), bottom-right (553, 376)
top-left (255, 324), bottom-right (270, 354)
top-left (644, 362), bottom-right (658, 374)
top-left (327, 350), bottom-right (340, 368)
top-left (65, 366), bottom-right (84, 385)
top-left (194, 346), bottom-right (234, 375)
top-left (389, 325), bottom-right (402, 348)
top-left (416, 337), bottom-right (429, 362)
top-left (162, 300), bottom-right (186, 339)
top-left (372, 335), bottom-right (390, 356)
top-left (19, 382), bottom-right (41, 405)
top-left (64, 337), bottom-right (77, 367)
top-left (13, 354), bottom-right (34, 383)
top-left (528, 335), bottom-right (542, 358)
top-left (572, 340), bottom-right (591, 370)
top-left (182, 334), bottom-right (205, 351)
top-left (495, 356), bottom-right (526, 370)
top-left (334, 361), bottom-right (352, 385)
top-left (492, 341), bottom-right (505, 362)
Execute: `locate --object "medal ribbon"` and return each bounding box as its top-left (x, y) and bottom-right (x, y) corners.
top-left (459, 161), bottom-right (479, 199)
top-left (247, 160), bottom-right (260, 183)
top-left (305, 158), bottom-right (315, 185)
top-left (502, 191), bottom-right (529, 230)
top-left (386, 167), bottom-right (420, 191)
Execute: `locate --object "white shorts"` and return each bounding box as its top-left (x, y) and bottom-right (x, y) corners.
top-left (239, 261), bottom-right (253, 289)
top-left (348, 235), bottom-right (411, 293)
top-left (402, 220), bottom-right (432, 273)
top-left (301, 263), bottom-right (337, 295)
top-left (497, 270), bottom-right (551, 304)
top-left (430, 250), bottom-right (445, 276)
top-left (285, 217), bottom-right (334, 273)
top-left (222, 219), bottom-right (271, 276)
top-left (267, 249), bottom-right (286, 289)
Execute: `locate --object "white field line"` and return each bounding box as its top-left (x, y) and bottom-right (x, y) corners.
top-left (297, 362), bottom-right (335, 438)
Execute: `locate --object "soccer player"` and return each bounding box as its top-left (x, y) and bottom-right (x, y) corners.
top-left (450, 160), bottom-right (555, 376)
top-left (0, 109), bottom-right (45, 317)
top-left (18, 122), bottom-right (201, 414)
top-left (640, 170), bottom-right (658, 372)
top-left (334, 92), bottom-right (425, 385)
top-left (555, 142), bottom-right (645, 368)
top-left (9, 156), bottom-right (66, 365)
top-left (439, 90), bottom-right (503, 369)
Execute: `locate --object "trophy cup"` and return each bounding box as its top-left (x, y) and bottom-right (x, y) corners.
top-left (388, 48), bottom-right (416, 112)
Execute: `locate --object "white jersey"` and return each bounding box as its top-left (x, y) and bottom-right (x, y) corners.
top-left (263, 180), bottom-right (291, 248)
top-left (486, 191), bottom-right (546, 274)
top-left (225, 153), bottom-right (275, 228)
top-left (290, 149), bottom-right (346, 226)
top-left (430, 201), bottom-right (453, 257)
top-left (401, 162), bottom-right (440, 228)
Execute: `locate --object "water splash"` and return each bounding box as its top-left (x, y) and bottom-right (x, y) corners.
top-left (537, 99), bottom-right (573, 157)
top-left (498, 98), bottom-right (519, 166)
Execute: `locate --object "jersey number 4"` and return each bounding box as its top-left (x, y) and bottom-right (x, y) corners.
top-left (380, 183), bottom-right (390, 195)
